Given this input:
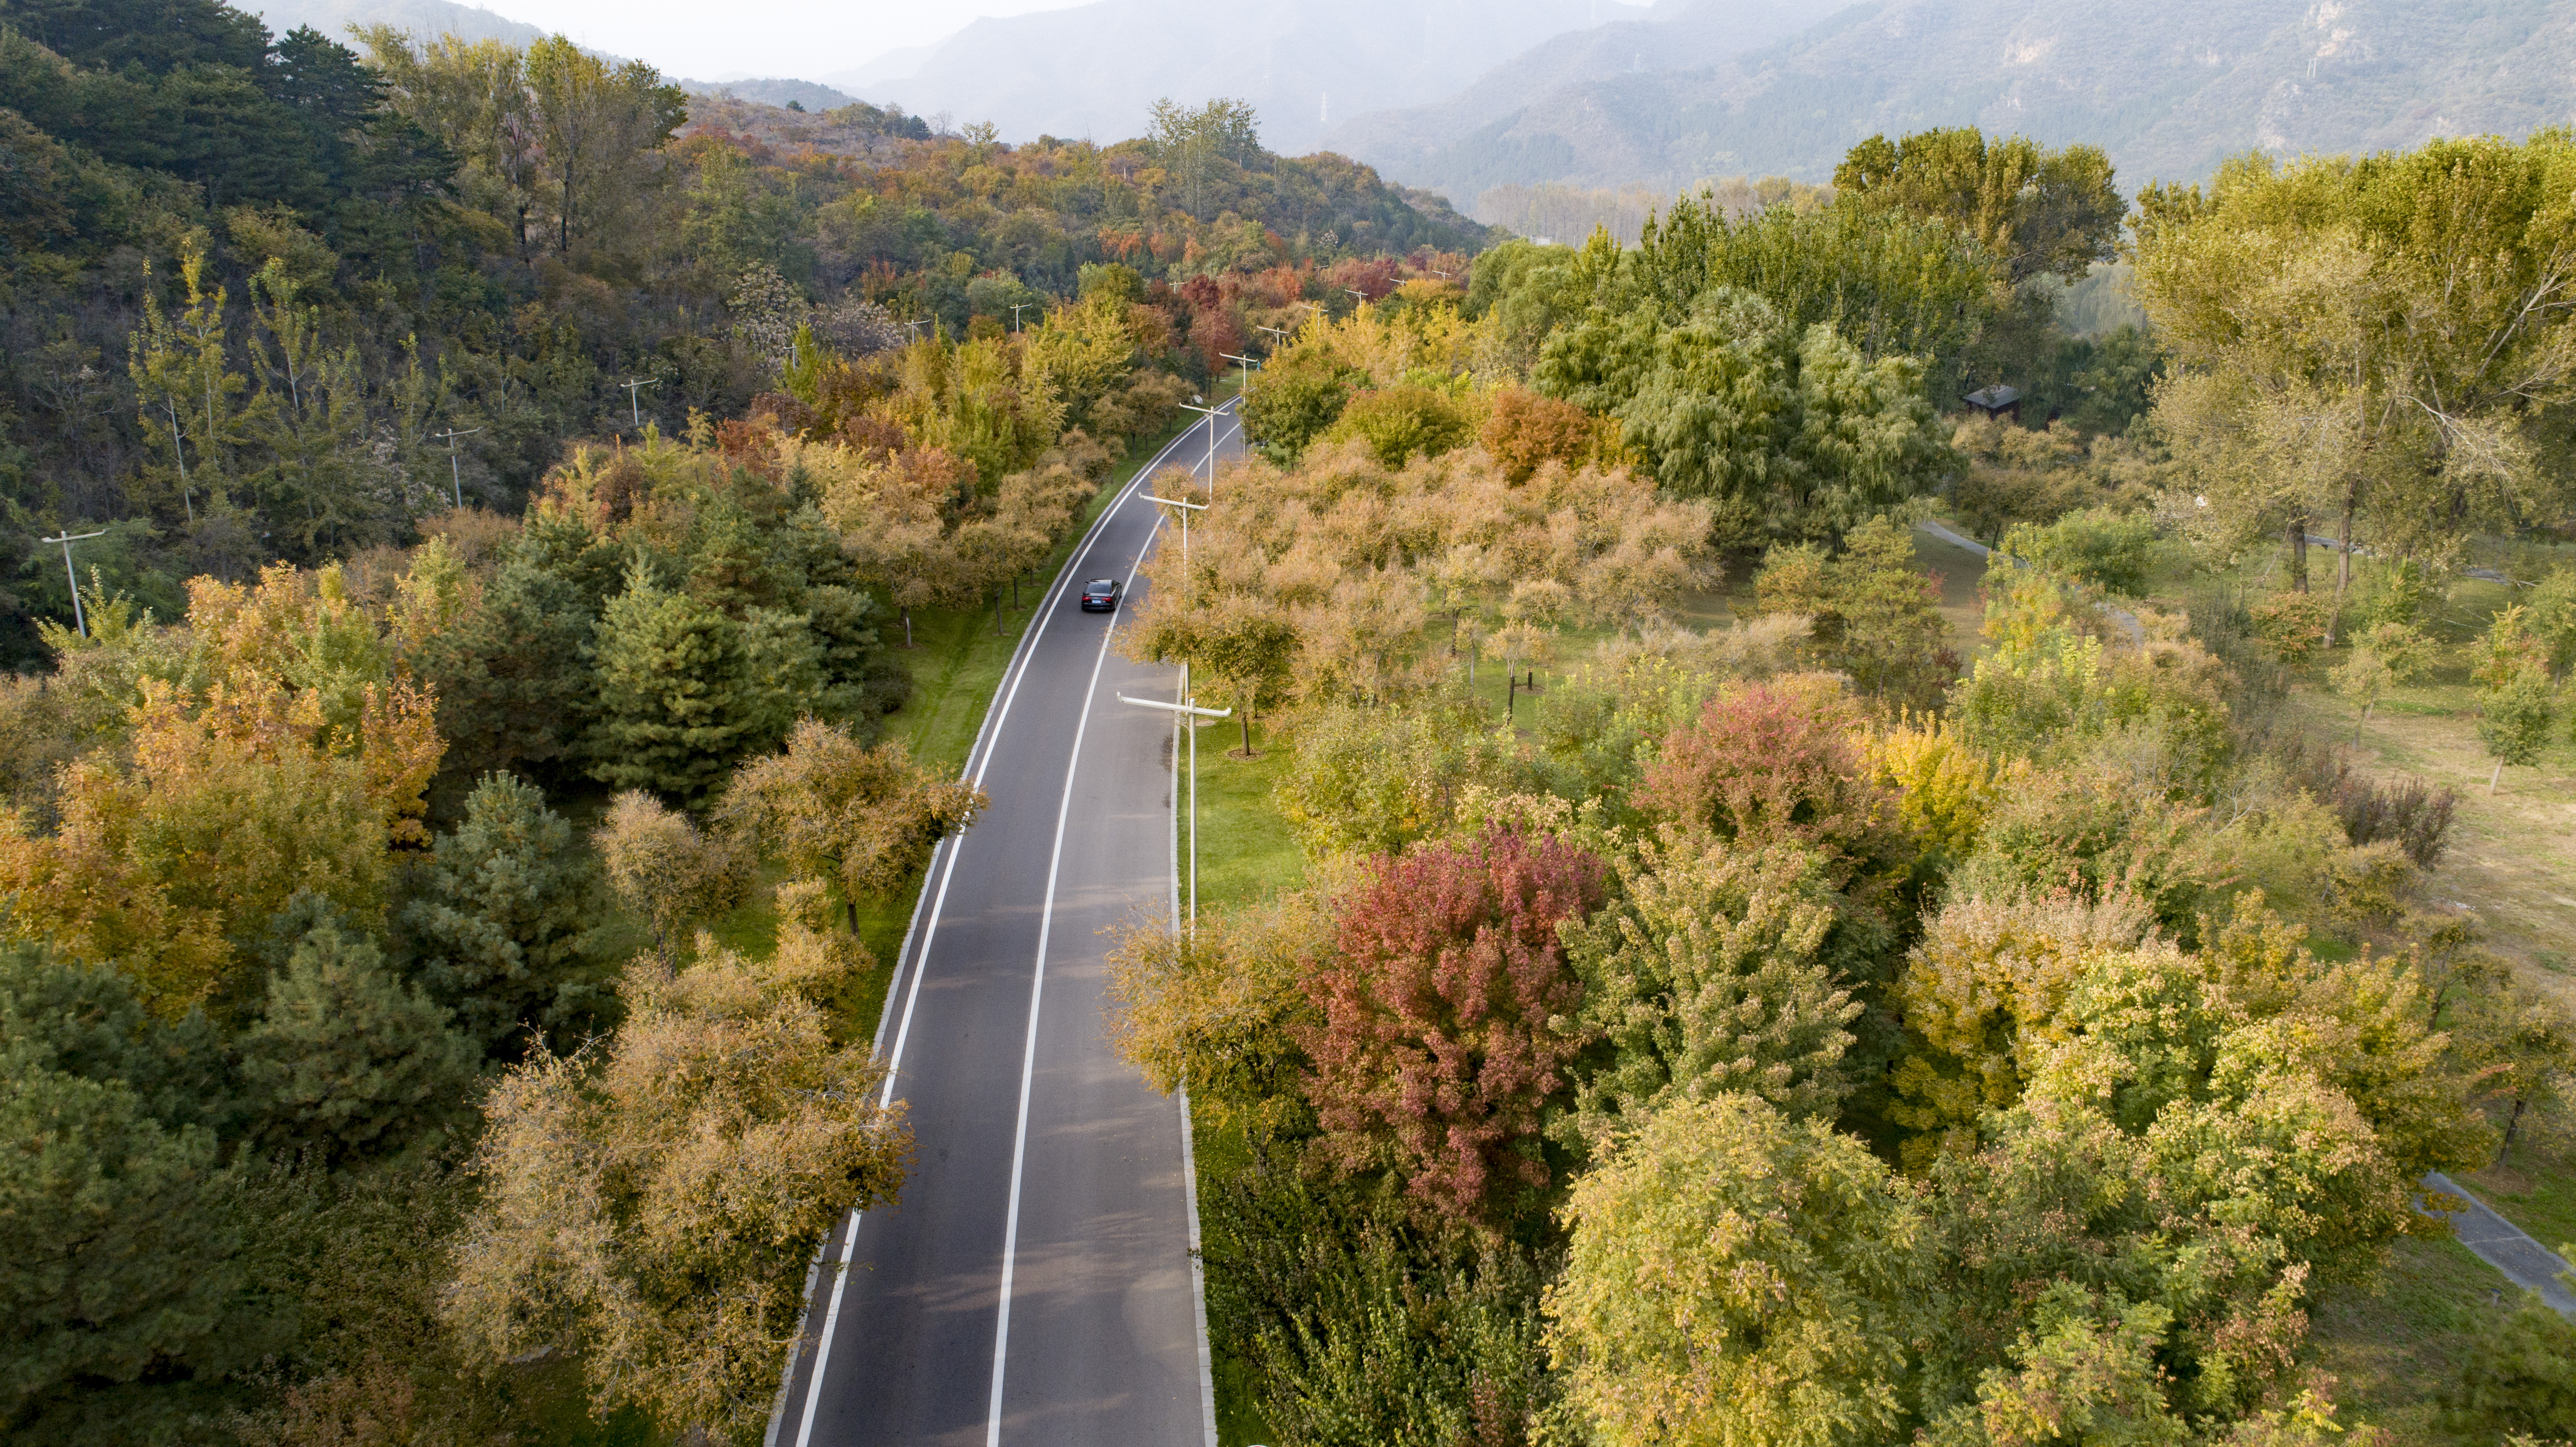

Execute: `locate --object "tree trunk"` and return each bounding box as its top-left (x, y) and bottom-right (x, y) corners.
top-left (2500, 1097), bottom-right (2527, 1161)
top-left (848, 896), bottom-right (860, 935)
top-left (902, 605), bottom-right (914, 648)
top-left (2491, 757), bottom-right (2505, 793)
top-left (2326, 490), bottom-right (2358, 647)
top-left (2287, 516), bottom-right (2310, 593)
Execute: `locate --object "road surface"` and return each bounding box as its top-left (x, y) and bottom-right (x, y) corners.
top-left (771, 403), bottom-right (1246, 1447)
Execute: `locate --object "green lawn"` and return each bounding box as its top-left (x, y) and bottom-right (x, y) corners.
top-left (2307, 1234), bottom-right (2518, 1443)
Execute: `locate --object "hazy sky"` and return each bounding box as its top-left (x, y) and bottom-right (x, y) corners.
top-left (485, 0), bottom-right (1079, 81)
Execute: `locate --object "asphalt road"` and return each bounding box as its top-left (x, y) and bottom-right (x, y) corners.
top-left (772, 403), bottom-right (1245, 1447)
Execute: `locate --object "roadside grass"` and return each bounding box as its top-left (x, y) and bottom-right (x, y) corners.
top-left (2307, 1234), bottom-right (2511, 1444)
top-left (2460, 1106), bottom-right (2576, 1263)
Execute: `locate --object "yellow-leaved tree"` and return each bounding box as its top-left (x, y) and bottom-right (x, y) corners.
top-left (0, 565), bottom-right (441, 1015)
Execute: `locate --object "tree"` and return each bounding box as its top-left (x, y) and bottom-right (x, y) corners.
top-left (403, 548), bottom-right (600, 788)
top-left (1631, 678), bottom-right (1909, 891)
top-left (2333, 620), bottom-right (2435, 742)
top-left (399, 773), bottom-right (615, 1056)
top-left (0, 947), bottom-right (245, 1431)
top-left (716, 721), bottom-right (986, 930)
top-left (591, 791), bottom-right (751, 957)
top-left (1545, 1094), bottom-right (1924, 1447)
top-left (1834, 128), bottom-right (2124, 287)
top-left (237, 923), bottom-right (478, 1163)
top-left (1563, 838), bottom-right (1866, 1139)
top-left (442, 942), bottom-right (910, 1440)
top-left (1302, 825), bottom-right (1606, 1225)
top-left (2135, 138), bottom-right (2576, 642)
top-left (1481, 386), bottom-right (1601, 484)
top-left (1750, 516), bottom-right (1952, 707)
top-left (520, 36), bottom-right (686, 257)
top-left (1105, 891), bottom-right (1326, 1137)
top-left (585, 562), bottom-right (766, 806)
top-left (2472, 610), bottom-right (2558, 793)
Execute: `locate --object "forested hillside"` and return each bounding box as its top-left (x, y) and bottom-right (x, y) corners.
top-left (0, 0), bottom-right (1487, 663)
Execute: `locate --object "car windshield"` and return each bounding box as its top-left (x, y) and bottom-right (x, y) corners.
top-left (1087, 581), bottom-right (1113, 592)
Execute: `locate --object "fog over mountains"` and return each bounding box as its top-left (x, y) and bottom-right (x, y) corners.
top-left (279, 0), bottom-right (2576, 218)
top-left (823, 0), bottom-right (1651, 155)
top-left (1343, 0), bottom-right (2576, 203)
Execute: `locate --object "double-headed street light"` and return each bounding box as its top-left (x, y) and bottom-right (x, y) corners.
top-left (1176, 396), bottom-right (1224, 493)
top-left (1117, 688), bottom-right (1231, 934)
top-left (1221, 352), bottom-right (1260, 398)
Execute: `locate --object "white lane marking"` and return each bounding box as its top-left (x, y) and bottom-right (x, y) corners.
top-left (987, 525), bottom-right (1163, 1446)
top-left (783, 406), bottom-right (1228, 1447)
top-left (1167, 663), bottom-right (1220, 1447)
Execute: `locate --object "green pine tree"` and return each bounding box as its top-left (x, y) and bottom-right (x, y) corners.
top-left (400, 773), bottom-right (615, 1056)
top-left (586, 563), bottom-right (761, 805)
top-left (237, 924), bottom-right (477, 1164)
top-left (1, 946), bottom-right (246, 1428)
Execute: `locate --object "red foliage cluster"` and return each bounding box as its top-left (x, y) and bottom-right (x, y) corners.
top-left (1633, 680), bottom-right (1907, 887)
top-left (1480, 388), bottom-right (1598, 484)
top-left (1301, 825), bottom-right (1607, 1224)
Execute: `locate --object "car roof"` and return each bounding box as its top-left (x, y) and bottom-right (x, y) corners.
top-left (1086, 578), bottom-right (1116, 587)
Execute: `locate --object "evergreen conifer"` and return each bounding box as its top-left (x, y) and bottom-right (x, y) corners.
top-left (401, 773), bottom-right (615, 1055)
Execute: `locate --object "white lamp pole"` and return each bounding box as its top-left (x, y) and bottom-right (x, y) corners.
top-left (40, 528), bottom-right (108, 637)
top-left (1221, 353), bottom-right (1259, 399)
top-left (1118, 689), bottom-right (1232, 934)
top-left (1176, 398), bottom-right (1223, 494)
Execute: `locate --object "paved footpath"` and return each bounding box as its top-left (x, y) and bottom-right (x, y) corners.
top-left (2423, 1172), bottom-right (2576, 1317)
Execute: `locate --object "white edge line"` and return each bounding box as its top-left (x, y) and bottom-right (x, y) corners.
top-left (1171, 669), bottom-right (1221, 1447)
top-left (987, 522), bottom-right (1163, 1446)
top-left (771, 404), bottom-right (1230, 1447)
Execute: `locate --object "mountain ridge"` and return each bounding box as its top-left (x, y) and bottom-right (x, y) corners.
top-left (1343, 0), bottom-right (2576, 207)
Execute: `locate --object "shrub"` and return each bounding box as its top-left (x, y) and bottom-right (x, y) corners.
top-left (1303, 825), bottom-right (1606, 1225)
top-left (1240, 355), bottom-right (1365, 456)
top-left (2248, 591), bottom-right (2332, 665)
top-left (2000, 506), bottom-right (2160, 595)
top-left (2262, 730), bottom-right (2460, 869)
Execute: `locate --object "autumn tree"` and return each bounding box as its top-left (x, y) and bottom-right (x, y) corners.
top-left (1563, 838), bottom-right (1866, 1139)
top-left (2471, 605), bottom-right (2560, 792)
top-left (442, 942), bottom-right (910, 1440)
top-left (1480, 386), bottom-right (1602, 484)
top-left (1301, 825), bottom-right (1606, 1225)
top-left (591, 791), bottom-right (752, 956)
top-left (717, 720), bottom-right (987, 930)
top-left (1631, 677), bottom-right (1910, 892)
top-left (1546, 1094), bottom-right (1924, 1447)
top-left (1751, 515), bottom-right (1953, 707)
top-left (1106, 891), bottom-right (1327, 1136)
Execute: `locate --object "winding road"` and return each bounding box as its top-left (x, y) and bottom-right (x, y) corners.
top-left (770, 403), bottom-right (1246, 1447)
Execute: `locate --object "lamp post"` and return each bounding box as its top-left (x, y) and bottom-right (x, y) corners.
top-left (1117, 688), bottom-right (1231, 934)
top-left (1176, 397), bottom-right (1223, 494)
top-left (431, 426), bottom-right (483, 509)
top-left (40, 528), bottom-right (108, 637)
top-left (1221, 352), bottom-right (1259, 399)
top-left (1010, 302), bottom-right (1032, 333)
top-left (1255, 324), bottom-right (1292, 351)
top-left (619, 378), bottom-right (659, 430)
top-left (1343, 287), bottom-right (1368, 307)
top-left (1145, 490), bottom-right (1206, 582)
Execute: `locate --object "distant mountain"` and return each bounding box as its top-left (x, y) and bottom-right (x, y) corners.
top-left (1350, 0), bottom-right (2576, 206)
top-left (1324, 0), bottom-right (1848, 171)
top-left (823, 0), bottom-right (1652, 155)
top-left (242, 0), bottom-right (541, 46)
top-left (683, 77), bottom-right (859, 112)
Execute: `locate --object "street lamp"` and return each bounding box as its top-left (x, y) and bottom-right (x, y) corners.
top-left (1011, 302), bottom-right (1032, 333)
top-left (1254, 324), bottom-right (1292, 350)
top-left (431, 425), bottom-right (483, 509)
top-left (619, 378), bottom-right (660, 430)
top-left (1176, 397), bottom-right (1224, 493)
top-left (40, 527), bottom-right (108, 637)
top-left (1221, 352), bottom-right (1259, 398)
top-left (1118, 688), bottom-right (1231, 934)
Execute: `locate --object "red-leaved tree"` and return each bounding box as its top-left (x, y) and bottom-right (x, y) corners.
top-left (1301, 825), bottom-right (1607, 1224)
top-left (1632, 679), bottom-right (1907, 889)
